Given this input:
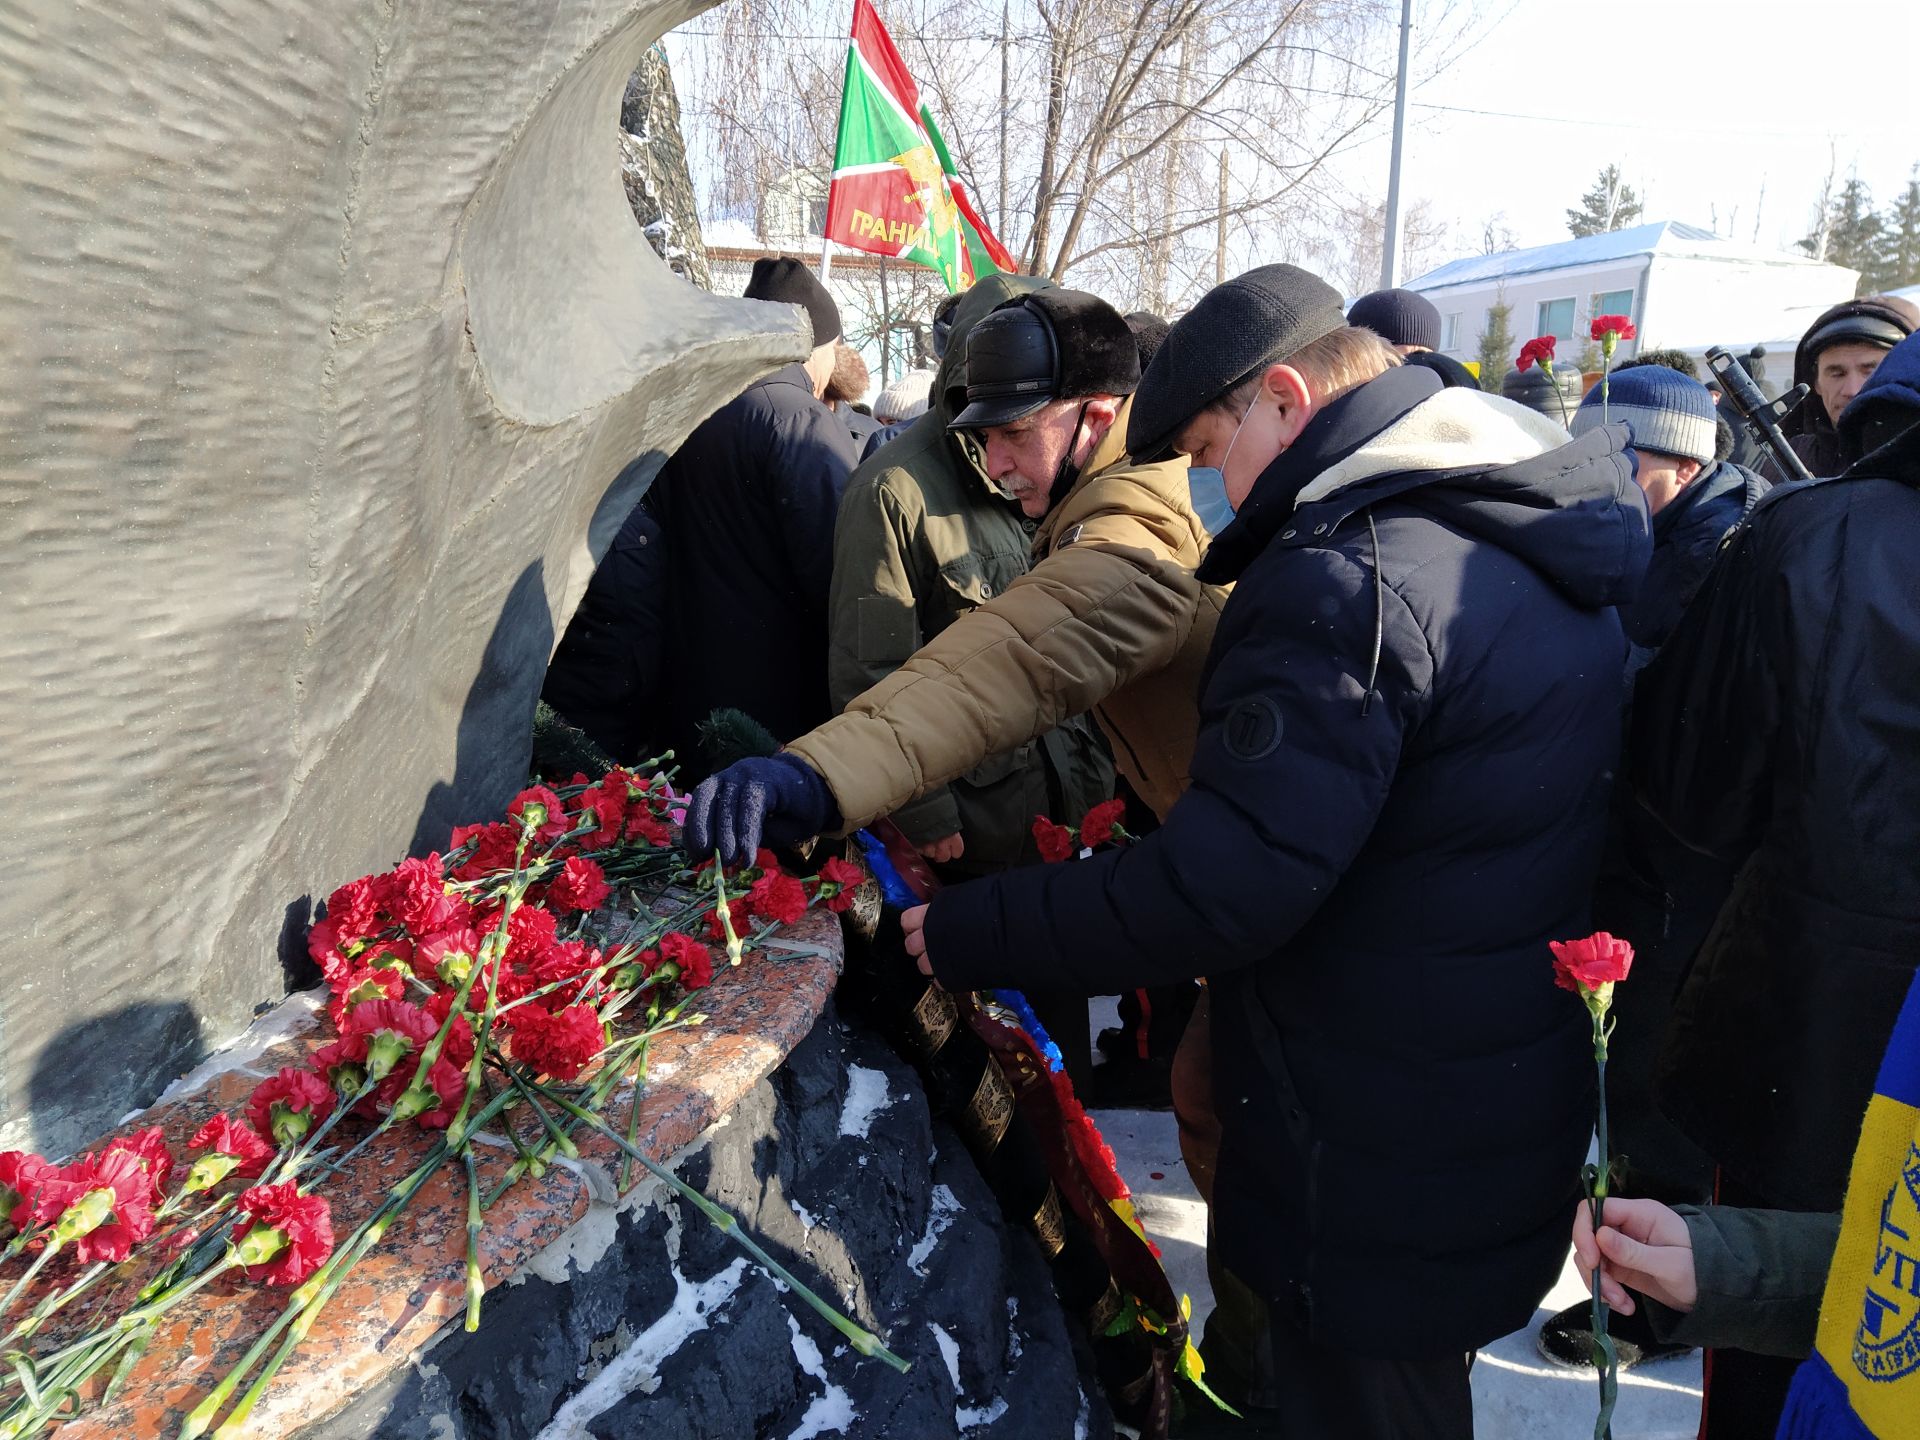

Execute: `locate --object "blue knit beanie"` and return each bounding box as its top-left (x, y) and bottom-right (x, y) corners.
top-left (1346, 288), bottom-right (1441, 350)
top-left (1570, 365), bottom-right (1718, 466)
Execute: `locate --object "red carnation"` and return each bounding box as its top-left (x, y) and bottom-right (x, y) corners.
top-left (414, 925), bottom-right (482, 985)
top-left (572, 777), bottom-right (628, 848)
top-left (389, 854), bottom-right (463, 936)
top-left (624, 806), bottom-right (673, 848)
top-left (1079, 798), bottom-right (1128, 848)
top-left (1590, 314), bottom-right (1636, 343)
top-left (0, 1150), bottom-right (52, 1229)
top-left (497, 904), bottom-right (559, 965)
top-left (245, 1067), bottom-right (336, 1148)
top-left (658, 932), bottom-right (715, 990)
top-left (449, 821), bottom-right (520, 880)
top-left (1516, 335), bottom-right (1557, 372)
top-left (380, 1057), bottom-right (467, 1129)
top-left (507, 1003), bottom-right (606, 1081)
top-left (323, 874), bottom-right (387, 942)
top-left (232, 1183), bottom-right (333, 1286)
top-left (547, 856), bottom-right (611, 914)
top-left (748, 869), bottom-right (809, 926)
top-left (31, 1151), bottom-right (157, 1262)
top-left (101, 1126), bottom-right (175, 1203)
top-left (325, 964), bottom-right (405, 1033)
top-left (508, 784), bottom-right (572, 844)
top-left (1032, 816), bottom-right (1077, 864)
top-left (344, 998), bottom-right (438, 1082)
top-left (188, 1114), bottom-right (274, 1181)
top-left (816, 856), bottom-right (865, 913)
top-left (307, 917), bottom-right (343, 971)
top-left (1550, 931), bottom-right (1635, 999)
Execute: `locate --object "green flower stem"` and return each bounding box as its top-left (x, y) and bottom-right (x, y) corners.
top-left (1588, 1012), bottom-right (1618, 1440)
top-left (0, 1241), bottom-right (63, 1325)
top-left (269, 1074), bottom-right (381, 1185)
top-left (529, 1081), bottom-right (909, 1374)
top-left (617, 1037), bottom-right (651, 1192)
top-left (462, 1149), bottom-right (484, 1334)
top-left (4, 1261), bottom-right (106, 1345)
top-left (499, 1068), bottom-right (579, 1161)
top-left (712, 866), bottom-right (745, 967)
top-left (180, 1087), bottom-right (516, 1440)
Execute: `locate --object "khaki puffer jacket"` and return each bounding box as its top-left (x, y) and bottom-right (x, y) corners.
top-left (790, 397), bottom-right (1227, 826)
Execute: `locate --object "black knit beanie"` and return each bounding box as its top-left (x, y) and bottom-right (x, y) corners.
top-left (1346, 287), bottom-right (1441, 350)
top-left (744, 257), bottom-right (842, 346)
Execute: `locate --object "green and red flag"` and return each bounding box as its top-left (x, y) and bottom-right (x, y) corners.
top-left (824, 0), bottom-right (1016, 292)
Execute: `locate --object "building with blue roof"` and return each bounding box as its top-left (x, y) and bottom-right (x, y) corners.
top-left (1402, 220), bottom-right (1859, 377)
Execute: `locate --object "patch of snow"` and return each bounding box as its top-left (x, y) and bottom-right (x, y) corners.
top-left (533, 1256), bottom-right (748, 1439)
top-left (958, 1397), bottom-right (1009, 1431)
top-left (785, 1314), bottom-right (859, 1439)
top-left (1005, 1296), bottom-right (1022, 1364)
top-left (151, 991), bottom-right (323, 1108)
top-left (929, 1322), bottom-right (963, 1392)
top-left (1073, 1387), bottom-right (1091, 1440)
top-left (907, 1184), bottom-right (962, 1276)
top-left (787, 1389), bottom-right (858, 1440)
top-left (837, 1065), bottom-right (892, 1139)
top-left (791, 1197), bottom-right (819, 1231)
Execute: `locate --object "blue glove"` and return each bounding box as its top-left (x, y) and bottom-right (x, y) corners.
top-left (685, 755), bottom-right (841, 867)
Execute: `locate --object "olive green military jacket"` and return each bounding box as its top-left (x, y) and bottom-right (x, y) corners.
top-left (820, 273), bottom-right (1112, 866)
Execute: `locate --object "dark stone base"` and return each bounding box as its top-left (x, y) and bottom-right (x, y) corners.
top-left (297, 1002), bottom-right (1114, 1439)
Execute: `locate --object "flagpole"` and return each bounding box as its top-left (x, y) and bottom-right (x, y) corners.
top-left (819, 237), bottom-right (833, 286)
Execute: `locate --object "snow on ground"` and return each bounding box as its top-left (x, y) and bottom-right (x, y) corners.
top-left (1086, 997), bottom-right (1703, 1438)
top-left (837, 1063), bottom-right (892, 1138)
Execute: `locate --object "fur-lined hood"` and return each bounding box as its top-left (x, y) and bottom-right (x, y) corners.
top-left (1200, 365), bottom-right (1650, 610)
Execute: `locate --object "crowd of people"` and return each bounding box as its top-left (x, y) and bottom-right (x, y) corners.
top-left (540, 252), bottom-right (1920, 1439)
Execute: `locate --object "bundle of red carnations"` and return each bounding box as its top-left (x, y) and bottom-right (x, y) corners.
top-left (1031, 798), bottom-right (1130, 864)
top-left (0, 764), bottom-right (893, 1438)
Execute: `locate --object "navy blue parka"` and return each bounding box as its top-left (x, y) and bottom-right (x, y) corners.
top-left (926, 366), bottom-right (1652, 1356)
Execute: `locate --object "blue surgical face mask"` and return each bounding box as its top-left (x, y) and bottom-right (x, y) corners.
top-left (1187, 387), bottom-right (1262, 535)
top-left (1186, 466), bottom-right (1237, 535)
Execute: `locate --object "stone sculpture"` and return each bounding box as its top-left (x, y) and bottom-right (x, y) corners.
top-left (0, 0), bottom-right (806, 1154)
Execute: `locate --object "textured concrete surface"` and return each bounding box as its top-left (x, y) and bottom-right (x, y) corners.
top-left (0, 0), bottom-right (809, 1154)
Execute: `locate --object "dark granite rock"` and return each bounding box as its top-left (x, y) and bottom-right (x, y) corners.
top-left (620, 49), bottom-right (711, 292)
top-left (295, 1003), bottom-right (1114, 1439)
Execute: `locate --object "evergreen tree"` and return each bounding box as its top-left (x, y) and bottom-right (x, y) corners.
top-left (1801, 177), bottom-right (1889, 293)
top-left (1566, 165), bottom-right (1644, 238)
top-left (1477, 299), bottom-right (1514, 394)
top-left (1885, 167), bottom-right (1920, 290)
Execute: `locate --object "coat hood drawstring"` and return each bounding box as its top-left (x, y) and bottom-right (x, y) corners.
top-left (1361, 508), bottom-right (1383, 717)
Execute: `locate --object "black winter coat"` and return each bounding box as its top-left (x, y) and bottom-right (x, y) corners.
top-left (541, 483), bottom-right (669, 763)
top-left (927, 366), bottom-right (1652, 1356)
top-left (646, 363), bottom-right (856, 778)
top-left (1635, 421), bottom-right (1920, 1212)
top-left (1622, 460), bottom-right (1767, 653)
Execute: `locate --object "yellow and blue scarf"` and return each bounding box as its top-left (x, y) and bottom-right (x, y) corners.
top-left (1777, 968), bottom-right (1920, 1440)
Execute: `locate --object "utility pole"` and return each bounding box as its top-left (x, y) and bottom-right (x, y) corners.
top-left (1379, 0), bottom-right (1413, 289)
top-left (998, 0), bottom-right (1011, 238)
top-left (1217, 148), bottom-right (1229, 285)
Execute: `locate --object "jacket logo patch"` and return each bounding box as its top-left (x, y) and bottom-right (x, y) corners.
top-left (1223, 696), bottom-right (1284, 761)
top-left (1056, 523), bottom-right (1084, 549)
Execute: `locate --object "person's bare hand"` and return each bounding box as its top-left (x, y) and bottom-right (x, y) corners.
top-left (901, 903), bottom-right (936, 979)
top-left (1571, 1196), bottom-right (1697, 1315)
top-left (915, 832), bottom-right (965, 864)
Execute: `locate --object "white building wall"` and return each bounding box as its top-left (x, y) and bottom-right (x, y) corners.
top-left (1417, 259), bottom-right (1650, 365)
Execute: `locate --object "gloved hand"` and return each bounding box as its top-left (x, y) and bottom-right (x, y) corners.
top-left (684, 754), bottom-right (841, 867)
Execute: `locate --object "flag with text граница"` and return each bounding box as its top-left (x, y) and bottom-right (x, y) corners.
top-left (824, 0), bottom-right (1015, 292)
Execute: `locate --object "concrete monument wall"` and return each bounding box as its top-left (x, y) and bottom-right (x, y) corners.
top-left (0, 0), bottom-right (805, 1154)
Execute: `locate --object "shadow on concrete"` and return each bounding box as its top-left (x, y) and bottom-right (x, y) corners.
top-left (410, 561), bottom-right (555, 856)
top-left (29, 1000), bottom-right (204, 1158)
